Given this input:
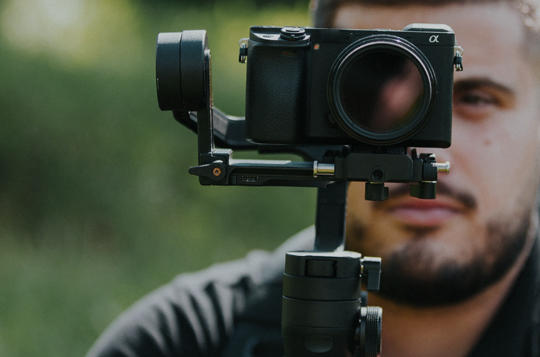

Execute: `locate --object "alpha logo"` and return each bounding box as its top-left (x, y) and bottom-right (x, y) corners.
top-left (429, 35), bottom-right (440, 43)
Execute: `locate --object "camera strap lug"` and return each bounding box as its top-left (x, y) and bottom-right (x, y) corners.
top-left (454, 45), bottom-right (464, 71)
top-left (238, 38), bottom-right (249, 63)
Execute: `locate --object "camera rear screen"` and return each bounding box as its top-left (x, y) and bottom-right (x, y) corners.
top-left (338, 49), bottom-right (425, 135)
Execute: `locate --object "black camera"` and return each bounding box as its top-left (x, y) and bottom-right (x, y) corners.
top-left (245, 24), bottom-right (458, 148)
top-left (155, 24), bottom-right (461, 194)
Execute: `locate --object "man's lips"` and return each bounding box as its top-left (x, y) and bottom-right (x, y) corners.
top-left (384, 198), bottom-right (465, 227)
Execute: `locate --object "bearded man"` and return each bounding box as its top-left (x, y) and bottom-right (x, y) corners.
top-left (88, 0), bottom-right (540, 356)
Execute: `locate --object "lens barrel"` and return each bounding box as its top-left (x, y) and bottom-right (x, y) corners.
top-left (327, 35), bottom-right (436, 146)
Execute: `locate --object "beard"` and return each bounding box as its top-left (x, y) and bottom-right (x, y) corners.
top-left (379, 218), bottom-right (529, 307)
top-left (346, 183), bottom-right (536, 308)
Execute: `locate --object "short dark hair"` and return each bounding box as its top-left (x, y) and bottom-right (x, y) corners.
top-left (311, 0), bottom-right (540, 32)
top-left (310, 0), bottom-right (540, 65)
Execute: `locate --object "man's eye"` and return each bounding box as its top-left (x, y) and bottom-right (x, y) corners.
top-left (453, 89), bottom-right (506, 121)
top-left (457, 93), bottom-right (497, 106)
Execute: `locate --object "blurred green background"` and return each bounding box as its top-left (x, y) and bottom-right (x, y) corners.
top-left (0, 0), bottom-right (316, 355)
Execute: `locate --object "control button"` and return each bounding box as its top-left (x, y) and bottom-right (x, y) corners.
top-left (280, 27), bottom-right (306, 41)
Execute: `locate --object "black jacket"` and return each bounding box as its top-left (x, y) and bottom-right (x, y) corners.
top-left (87, 226), bottom-right (540, 356)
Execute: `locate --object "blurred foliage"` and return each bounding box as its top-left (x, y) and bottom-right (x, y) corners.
top-left (0, 0), bottom-right (314, 356)
top-left (136, 0), bottom-right (311, 7)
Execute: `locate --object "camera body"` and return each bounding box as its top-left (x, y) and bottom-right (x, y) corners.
top-left (245, 25), bottom-right (457, 148)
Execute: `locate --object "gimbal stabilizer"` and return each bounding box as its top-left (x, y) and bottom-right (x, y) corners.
top-left (156, 29), bottom-right (456, 356)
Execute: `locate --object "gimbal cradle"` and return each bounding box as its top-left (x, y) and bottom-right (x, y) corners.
top-left (178, 105), bottom-right (449, 357)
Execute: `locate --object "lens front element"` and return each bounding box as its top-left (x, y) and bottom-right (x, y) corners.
top-left (328, 36), bottom-right (435, 145)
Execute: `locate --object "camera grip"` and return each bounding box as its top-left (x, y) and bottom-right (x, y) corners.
top-left (245, 43), bottom-right (310, 144)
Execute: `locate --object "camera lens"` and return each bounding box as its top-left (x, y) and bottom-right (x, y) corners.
top-left (328, 36), bottom-right (435, 145)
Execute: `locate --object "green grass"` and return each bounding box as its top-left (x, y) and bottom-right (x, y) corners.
top-left (0, 1), bottom-right (314, 356)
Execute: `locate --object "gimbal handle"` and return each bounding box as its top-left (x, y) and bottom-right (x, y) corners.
top-left (282, 182), bottom-right (382, 357)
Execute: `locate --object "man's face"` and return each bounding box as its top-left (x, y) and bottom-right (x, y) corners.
top-left (337, 2), bottom-right (540, 306)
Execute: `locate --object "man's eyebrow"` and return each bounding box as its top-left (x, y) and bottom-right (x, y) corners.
top-left (453, 77), bottom-right (515, 96)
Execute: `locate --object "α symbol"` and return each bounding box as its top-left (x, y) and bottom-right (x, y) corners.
top-left (429, 35), bottom-right (440, 43)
